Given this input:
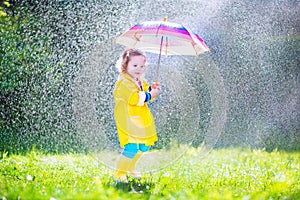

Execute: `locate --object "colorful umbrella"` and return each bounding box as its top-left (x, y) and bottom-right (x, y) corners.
top-left (115, 18), bottom-right (210, 80)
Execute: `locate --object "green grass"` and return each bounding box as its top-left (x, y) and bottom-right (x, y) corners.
top-left (0, 148), bottom-right (299, 200)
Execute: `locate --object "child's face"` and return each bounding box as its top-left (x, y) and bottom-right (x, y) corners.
top-left (126, 55), bottom-right (146, 80)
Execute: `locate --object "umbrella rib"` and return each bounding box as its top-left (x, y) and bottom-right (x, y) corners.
top-left (156, 21), bottom-right (163, 37)
top-left (192, 42), bottom-right (199, 56)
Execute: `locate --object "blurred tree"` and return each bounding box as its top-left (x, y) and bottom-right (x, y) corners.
top-left (0, 2), bottom-right (73, 153)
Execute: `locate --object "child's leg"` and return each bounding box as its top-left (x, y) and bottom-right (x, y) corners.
top-left (128, 144), bottom-right (150, 178)
top-left (127, 152), bottom-right (142, 178)
top-left (113, 155), bottom-right (131, 183)
top-left (113, 144), bottom-right (139, 182)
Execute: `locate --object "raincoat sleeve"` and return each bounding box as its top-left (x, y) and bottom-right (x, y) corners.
top-left (147, 85), bottom-right (157, 102)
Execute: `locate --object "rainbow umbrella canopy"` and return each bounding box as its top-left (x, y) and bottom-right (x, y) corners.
top-left (115, 18), bottom-right (210, 79)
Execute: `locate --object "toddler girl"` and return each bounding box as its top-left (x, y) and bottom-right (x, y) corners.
top-left (113, 48), bottom-right (161, 183)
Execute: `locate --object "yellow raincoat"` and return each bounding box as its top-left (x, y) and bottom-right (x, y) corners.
top-left (113, 72), bottom-right (158, 148)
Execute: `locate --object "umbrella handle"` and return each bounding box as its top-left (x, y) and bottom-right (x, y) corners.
top-left (155, 18), bottom-right (167, 81)
top-left (156, 36), bottom-right (164, 81)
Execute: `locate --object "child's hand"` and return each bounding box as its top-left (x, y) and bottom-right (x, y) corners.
top-left (151, 82), bottom-right (161, 90)
top-left (150, 82), bottom-right (161, 99)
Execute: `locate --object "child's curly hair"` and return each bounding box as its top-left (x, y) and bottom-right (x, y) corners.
top-left (116, 48), bottom-right (146, 72)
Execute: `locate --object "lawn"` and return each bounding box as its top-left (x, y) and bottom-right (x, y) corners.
top-left (0, 148), bottom-right (299, 200)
